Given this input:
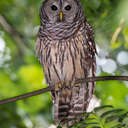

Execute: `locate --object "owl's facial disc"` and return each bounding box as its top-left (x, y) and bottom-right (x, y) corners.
top-left (42, 0), bottom-right (79, 23)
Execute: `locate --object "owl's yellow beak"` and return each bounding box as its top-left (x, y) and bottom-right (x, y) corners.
top-left (59, 11), bottom-right (63, 21)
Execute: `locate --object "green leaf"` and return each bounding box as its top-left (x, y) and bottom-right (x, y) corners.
top-left (101, 109), bottom-right (124, 118)
top-left (94, 105), bottom-right (113, 112)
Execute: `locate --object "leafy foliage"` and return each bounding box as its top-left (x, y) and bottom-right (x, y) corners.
top-left (58, 105), bottom-right (128, 128)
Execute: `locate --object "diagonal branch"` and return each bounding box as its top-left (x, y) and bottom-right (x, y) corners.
top-left (0, 76), bottom-right (128, 105)
top-left (0, 14), bottom-right (29, 56)
top-left (0, 86), bottom-right (53, 105)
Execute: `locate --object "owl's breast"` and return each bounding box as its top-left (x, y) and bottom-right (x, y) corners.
top-left (41, 36), bottom-right (91, 86)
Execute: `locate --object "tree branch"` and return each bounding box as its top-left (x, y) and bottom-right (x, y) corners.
top-left (0, 76), bottom-right (128, 105)
top-left (75, 76), bottom-right (128, 84)
top-left (0, 86), bottom-right (53, 105)
top-left (0, 14), bottom-right (29, 56)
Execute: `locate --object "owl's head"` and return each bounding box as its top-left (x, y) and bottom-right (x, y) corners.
top-left (40, 0), bottom-right (84, 24)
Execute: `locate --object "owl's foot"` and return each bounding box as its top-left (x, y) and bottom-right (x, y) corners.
top-left (65, 81), bottom-right (71, 87)
top-left (55, 81), bottom-right (64, 91)
top-left (55, 81), bottom-right (72, 91)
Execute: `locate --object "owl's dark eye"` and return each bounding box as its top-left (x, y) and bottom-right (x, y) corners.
top-left (65, 5), bottom-right (72, 11)
top-left (51, 5), bottom-right (58, 11)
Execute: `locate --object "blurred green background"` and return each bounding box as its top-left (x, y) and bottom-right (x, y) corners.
top-left (0, 0), bottom-right (128, 127)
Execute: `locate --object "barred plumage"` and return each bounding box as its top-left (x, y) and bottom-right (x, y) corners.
top-left (36, 0), bottom-right (97, 127)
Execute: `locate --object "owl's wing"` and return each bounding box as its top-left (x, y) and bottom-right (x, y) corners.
top-left (85, 21), bottom-right (97, 56)
top-left (84, 21), bottom-right (97, 76)
top-left (35, 36), bottom-right (46, 67)
top-left (35, 37), bottom-right (42, 59)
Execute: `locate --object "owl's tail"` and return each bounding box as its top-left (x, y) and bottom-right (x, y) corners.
top-left (53, 83), bottom-right (94, 127)
top-left (54, 87), bottom-right (72, 126)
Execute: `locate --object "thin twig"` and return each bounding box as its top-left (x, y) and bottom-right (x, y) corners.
top-left (75, 76), bottom-right (128, 84)
top-left (111, 18), bottom-right (124, 44)
top-left (0, 76), bottom-right (128, 105)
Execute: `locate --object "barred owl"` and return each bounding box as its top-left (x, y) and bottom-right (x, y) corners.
top-left (36, 0), bottom-right (97, 127)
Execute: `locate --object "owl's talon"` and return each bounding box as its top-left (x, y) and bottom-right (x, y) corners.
top-left (55, 82), bottom-right (64, 91)
top-left (65, 81), bottom-right (71, 87)
top-left (55, 81), bottom-right (72, 91)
